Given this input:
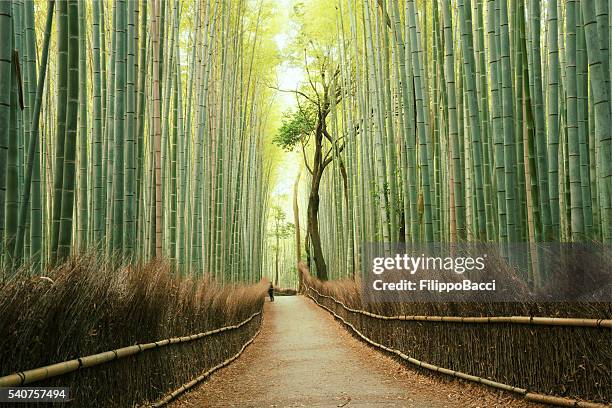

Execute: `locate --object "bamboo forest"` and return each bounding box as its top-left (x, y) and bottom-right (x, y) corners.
top-left (0, 0), bottom-right (610, 407)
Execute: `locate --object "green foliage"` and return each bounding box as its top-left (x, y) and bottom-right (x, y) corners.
top-left (270, 222), bottom-right (295, 241)
top-left (267, 204), bottom-right (295, 254)
top-left (290, 0), bottom-right (343, 53)
top-left (273, 105), bottom-right (316, 152)
top-left (2, 0), bottom-right (273, 281)
top-left (269, 205), bottom-right (295, 238)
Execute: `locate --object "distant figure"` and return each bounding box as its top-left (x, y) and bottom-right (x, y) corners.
top-left (268, 283), bottom-right (275, 302)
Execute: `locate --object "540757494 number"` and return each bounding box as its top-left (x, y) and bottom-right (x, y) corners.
top-left (0, 387), bottom-right (70, 403)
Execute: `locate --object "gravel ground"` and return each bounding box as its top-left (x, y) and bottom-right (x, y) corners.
top-left (168, 296), bottom-right (546, 408)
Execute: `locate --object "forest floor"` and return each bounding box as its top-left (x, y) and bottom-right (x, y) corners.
top-left (169, 296), bottom-right (544, 408)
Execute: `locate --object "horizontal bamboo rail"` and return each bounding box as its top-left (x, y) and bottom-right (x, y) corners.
top-left (305, 289), bottom-right (609, 408)
top-left (307, 286), bottom-right (612, 329)
top-left (0, 311), bottom-right (262, 387)
top-left (151, 319), bottom-right (263, 407)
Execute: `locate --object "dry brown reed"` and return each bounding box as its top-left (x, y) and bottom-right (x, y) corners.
top-left (0, 255), bottom-right (266, 406)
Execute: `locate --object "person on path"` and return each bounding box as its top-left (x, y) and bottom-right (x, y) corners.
top-left (268, 283), bottom-right (274, 302)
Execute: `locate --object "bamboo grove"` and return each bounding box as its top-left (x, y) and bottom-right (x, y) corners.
top-left (0, 0), bottom-right (275, 282)
top-left (289, 0), bottom-right (611, 280)
top-left (0, 0), bottom-right (610, 284)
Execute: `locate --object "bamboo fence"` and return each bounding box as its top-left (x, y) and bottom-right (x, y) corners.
top-left (307, 286), bottom-right (612, 329)
top-left (151, 319), bottom-right (263, 407)
top-left (0, 311), bottom-right (261, 387)
top-left (305, 285), bottom-right (609, 408)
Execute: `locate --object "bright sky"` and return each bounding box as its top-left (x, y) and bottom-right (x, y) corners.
top-left (271, 0), bottom-right (303, 108)
top-left (269, 0), bottom-right (305, 220)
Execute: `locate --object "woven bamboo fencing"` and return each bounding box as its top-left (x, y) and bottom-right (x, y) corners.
top-left (308, 286), bottom-right (612, 328)
top-left (299, 264), bottom-right (611, 406)
top-left (0, 311), bottom-right (261, 388)
top-left (151, 320), bottom-right (263, 407)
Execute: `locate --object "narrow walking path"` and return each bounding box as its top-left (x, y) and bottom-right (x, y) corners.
top-left (169, 296), bottom-right (541, 408)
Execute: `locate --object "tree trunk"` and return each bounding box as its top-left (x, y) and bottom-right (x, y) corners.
top-left (275, 233), bottom-right (279, 286)
top-left (307, 171), bottom-right (327, 280)
top-left (293, 170), bottom-right (302, 289)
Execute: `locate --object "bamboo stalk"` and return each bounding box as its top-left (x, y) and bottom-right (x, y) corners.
top-left (525, 393), bottom-right (607, 408)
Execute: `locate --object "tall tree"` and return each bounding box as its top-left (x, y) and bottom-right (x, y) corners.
top-left (273, 58), bottom-right (347, 280)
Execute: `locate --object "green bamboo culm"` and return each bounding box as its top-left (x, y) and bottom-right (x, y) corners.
top-left (57, 0), bottom-right (80, 261)
top-left (111, 0), bottom-right (127, 255)
top-left (77, 0), bottom-right (88, 249)
top-left (13, 0), bottom-right (55, 267)
top-left (441, 0), bottom-right (465, 241)
top-left (91, 0), bottom-right (104, 246)
top-left (0, 1), bottom-right (12, 267)
top-left (580, 1), bottom-right (611, 243)
top-left (50, 0), bottom-right (69, 263)
top-left (6, 49), bottom-right (19, 267)
top-left (546, 0), bottom-right (561, 240)
top-left (2, 0), bottom-right (610, 285)
top-left (123, 0), bottom-right (137, 256)
top-left (303, 0), bottom-right (612, 282)
top-left (405, 0), bottom-right (433, 242)
top-left (565, 0), bottom-right (583, 241)
top-left (25, 0), bottom-right (43, 265)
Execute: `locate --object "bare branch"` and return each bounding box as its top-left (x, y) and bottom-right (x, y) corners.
top-left (322, 128), bottom-right (334, 144)
top-left (304, 48), bottom-right (321, 105)
top-left (323, 147), bottom-right (333, 168)
top-left (301, 138), bottom-right (314, 175)
top-left (267, 84), bottom-right (316, 104)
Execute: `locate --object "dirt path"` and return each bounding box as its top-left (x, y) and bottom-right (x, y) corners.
top-left (169, 296), bottom-right (542, 408)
